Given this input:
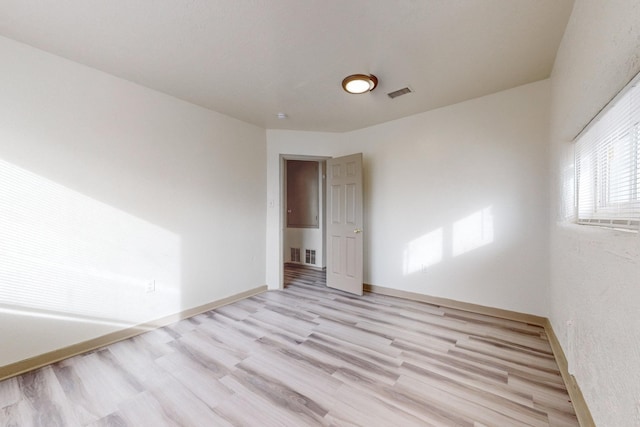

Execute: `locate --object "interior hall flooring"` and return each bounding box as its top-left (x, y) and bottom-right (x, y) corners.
top-left (0, 265), bottom-right (579, 426)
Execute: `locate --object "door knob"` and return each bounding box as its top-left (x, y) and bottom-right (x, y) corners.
top-left (354, 228), bottom-right (363, 234)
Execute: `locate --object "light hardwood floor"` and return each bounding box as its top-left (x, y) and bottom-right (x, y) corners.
top-left (0, 265), bottom-right (579, 426)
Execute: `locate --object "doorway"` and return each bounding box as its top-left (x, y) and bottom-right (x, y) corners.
top-left (279, 153), bottom-right (364, 295)
top-left (281, 156), bottom-right (328, 285)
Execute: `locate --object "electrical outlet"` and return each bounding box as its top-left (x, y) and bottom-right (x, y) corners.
top-left (146, 280), bottom-right (156, 293)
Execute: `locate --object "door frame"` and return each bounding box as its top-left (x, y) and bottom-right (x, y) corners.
top-left (278, 154), bottom-right (330, 289)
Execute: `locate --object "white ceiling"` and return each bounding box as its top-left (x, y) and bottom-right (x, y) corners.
top-left (0, 1), bottom-right (574, 132)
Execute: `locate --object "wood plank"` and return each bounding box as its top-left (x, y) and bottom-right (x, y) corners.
top-left (0, 266), bottom-right (581, 426)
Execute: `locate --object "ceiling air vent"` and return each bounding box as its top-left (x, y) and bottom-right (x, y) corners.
top-left (387, 87), bottom-right (412, 99)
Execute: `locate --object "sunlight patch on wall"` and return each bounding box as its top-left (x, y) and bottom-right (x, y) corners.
top-left (402, 228), bottom-right (443, 275)
top-left (402, 206), bottom-right (495, 276)
top-left (0, 305), bottom-right (146, 329)
top-left (452, 206), bottom-right (494, 257)
top-left (0, 158), bottom-right (181, 326)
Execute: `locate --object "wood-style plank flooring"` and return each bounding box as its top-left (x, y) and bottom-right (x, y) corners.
top-left (0, 265), bottom-right (579, 426)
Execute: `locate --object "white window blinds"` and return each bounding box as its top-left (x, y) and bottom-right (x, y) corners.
top-left (575, 80), bottom-right (640, 230)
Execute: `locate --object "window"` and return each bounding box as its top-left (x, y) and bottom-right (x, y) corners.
top-left (575, 78), bottom-right (640, 230)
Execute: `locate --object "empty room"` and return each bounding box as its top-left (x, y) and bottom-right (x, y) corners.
top-left (0, 1), bottom-right (638, 426)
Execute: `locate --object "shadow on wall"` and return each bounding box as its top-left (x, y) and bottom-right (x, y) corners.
top-left (0, 157), bottom-right (182, 327)
top-left (403, 206), bottom-right (494, 275)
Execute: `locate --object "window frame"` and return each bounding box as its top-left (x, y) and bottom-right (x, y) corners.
top-left (574, 75), bottom-right (640, 231)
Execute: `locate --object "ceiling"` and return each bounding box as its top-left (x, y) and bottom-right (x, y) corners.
top-left (0, 1), bottom-right (574, 132)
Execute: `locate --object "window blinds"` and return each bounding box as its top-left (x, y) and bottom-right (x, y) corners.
top-left (575, 81), bottom-right (640, 230)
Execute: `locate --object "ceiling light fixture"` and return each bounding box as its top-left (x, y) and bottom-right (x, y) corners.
top-left (342, 74), bottom-right (378, 94)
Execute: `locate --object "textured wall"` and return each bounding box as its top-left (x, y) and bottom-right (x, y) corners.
top-left (549, 1), bottom-right (640, 425)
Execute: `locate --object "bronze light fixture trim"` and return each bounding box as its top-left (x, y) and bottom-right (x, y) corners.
top-left (342, 74), bottom-right (378, 94)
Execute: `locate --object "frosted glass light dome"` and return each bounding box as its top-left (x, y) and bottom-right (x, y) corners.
top-left (342, 74), bottom-right (378, 94)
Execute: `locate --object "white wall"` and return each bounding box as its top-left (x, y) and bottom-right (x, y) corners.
top-left (284, 228), bottom-right (322, 265)
top-left (267, 80), bottom-right (551, 316)
top-left (0, 36), bottom-right (266, 367)
top-left (549, 1), bottom-right (640, 425)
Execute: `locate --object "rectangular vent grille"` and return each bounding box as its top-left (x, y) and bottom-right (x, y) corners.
top-left (305, 249), bottom-right (316, 265)
top-left (290, 247), bottom-right (300, 263)
top-left (387, 87), bottom-right (412, 99)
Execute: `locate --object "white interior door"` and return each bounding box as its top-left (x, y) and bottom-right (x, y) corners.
top-left (326, 153), bottom-right (363, 295)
